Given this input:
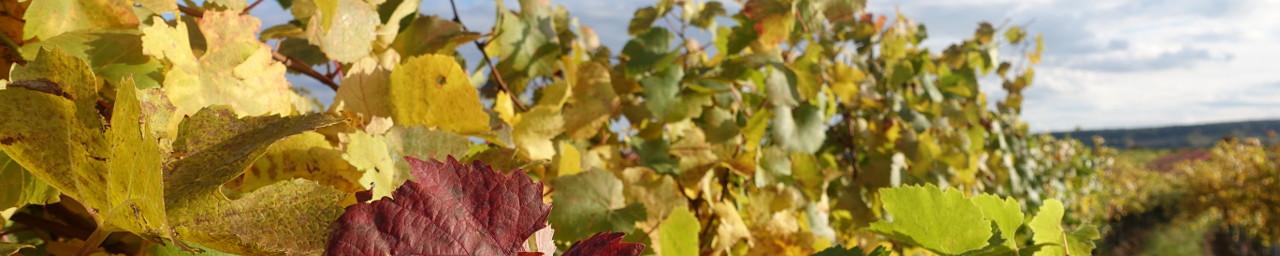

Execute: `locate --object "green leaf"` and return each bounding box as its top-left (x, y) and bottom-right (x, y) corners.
top-left (391, 15), bottom-right (481, 57)
top-left (0, 242), bottom-right (32, 256)
top-left (869, 184), bottom-right (992, 255)
top-left (0, 151), bottom-right (60, 210)
top-left (20, 32), bottom-right (165, 89)
top-left (813, 245), bottom-right (889, 256)
top-left (642, 66), bottom-right (685, 123)
top-left (772, 103), bottom-right (828, 153)
top-left (1029, 199), bottom-right (1093, 256)
top-left (622, 27), bottom-right (677, 77)
top-left (691, 1), bottom-right (726, 28)
top-left (551, 170), bottom-right (647, 242)
top-left (22, 0), bottom-right (138, 40)
top-left (973, 194), bottom-right (1024, 250)
top-left (658, 206), bottom-right (700, 256)
top-left (628, 7), bottom-right (659, 35)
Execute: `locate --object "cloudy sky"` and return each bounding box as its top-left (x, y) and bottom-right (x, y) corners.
top-left (252, 0), bottom-right (1280, 132)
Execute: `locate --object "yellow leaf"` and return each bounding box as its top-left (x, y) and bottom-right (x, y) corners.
top-left (555, 141), bottom-right (582, 176)
top-left (104, 78), bottom-right (169, 237)
top-left (340, 129), bottom-right (402, 200)
top-left (305, 0), bottom-right (378, 63)
top-left (513, 106), bottom-right (564, 161)
top-left (389, 54), bottom-right (491, 135)
top-left (140, 12), bottom-right (302, 130)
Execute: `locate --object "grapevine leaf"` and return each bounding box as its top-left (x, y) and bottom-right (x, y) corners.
top-left (136, 0), bottom-right (177, 13)
top-left (388, 54), bottom-right (490, 135)
top-left (20, 32), bottom-right (165, 89)
top-left (710, 201), bottom-right (753, 253)
top-left (628, 7), bottom-right (658, 35)
top-left (391, 15), bottom-right (481, 58)
top-left (813, 245), bottom-right (889, 256)
top-left (340, 128), bottom-right (403, 200)
top-left (305, 0), bottom-right (378, 63)
top-left (488, 3), bottom-right (557, 85)
top-left (622, 27), bottom-right (677, 77)
top-left (22, 0), bottom-right (137, 40)
top-left (239, 132), bottom-right (363, 193)
top-left (524, 226), bottom-right (557, 255)
top-left (0, 151), bottom-right (60, 209)
top-left (333, 66), bottom-right (392, 121)
top-left (562, 232), bottom-right (645, 256)
top-left (104, 78), bottom-right (168, 237)
top-left (140, 12), bottom-right (301, 121)
top-left (973, 194), bottom-right (1024, 250)
top-left (164, 107), bottom-right (344, 210)
top-left (208, 0), bottom-right (246, 10)
top-left (551, 170), bottom-right (647, 242)
top-left (384, 126), bottom-right (471, 171)
top-left (325, 157), bottom-right (551, 255)
top-left (0, 243), bottom-right (32, 256)
top-left (1029, 199), bottom-right (1094, 256)
top-left (0, 48), bottom-right (110, 211)
top-left (766, 67), bottom-right (827, 153)
top-left (513, 106), bottom-right (565, 161)
top-left (562, 62), bottom-right (618, 139)
top-left (642, 65), bottom-right (685, 123)
top-left (658, 206), bottom-right (700, 256)
top-left (619, 167), bottom-right (682, 225)
top-left (171, 179), bottom-right (349, 255)
top-left (869, 184), bottom-right (992, 255)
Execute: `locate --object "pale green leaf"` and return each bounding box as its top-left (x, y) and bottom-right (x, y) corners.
top-left (658, 206), bottom-right (700, 256)
top-left (0, 151), bottom-right (60, 209)
top-left (104, 78), bottom-right (169, 237)
top-left (305, 0), bottom-right (378, 63)
top-left (869, 184), bottom-right (992, 255)
top-left (550, 170), bottom-right (646, 242)
top-left (23, 0), bottom-right (138, 40)
top-left (973, 194), bottom-right (1024, 250)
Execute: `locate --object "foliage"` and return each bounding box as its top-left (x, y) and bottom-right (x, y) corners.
top-left (1176, 138), bottom-right (1280, 245)
top-left (0, 0), bottom-right (1110, 255)
top-left (325, 157), bottom-right (549, 255)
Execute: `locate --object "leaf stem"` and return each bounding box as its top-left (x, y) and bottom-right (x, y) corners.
top-left (241, 0), bottom-right (266, 15)
top-left (75, 226), bottom-right (111, 256)
top-left (273, 51), bottom-right (341, 90)
top-left (447, 0), bottom-right (526, 111)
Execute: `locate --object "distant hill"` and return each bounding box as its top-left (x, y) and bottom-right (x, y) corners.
top-left (1048, 120), bottom-right (1280, 149)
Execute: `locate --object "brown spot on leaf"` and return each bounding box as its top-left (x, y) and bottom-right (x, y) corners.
top-left (9, 79), bottom-right (72, 100)
top-left (0, 136), bottom-right (19, 145)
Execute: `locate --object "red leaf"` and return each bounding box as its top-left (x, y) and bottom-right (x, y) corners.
top-left (325, 157), bottom-right (551, 255)
top-left (562, 232), bottom-right (645, 256)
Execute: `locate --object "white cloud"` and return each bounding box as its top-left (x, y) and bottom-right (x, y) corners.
top-left (871, 0), bottom-right (1280, 131)
top-left (250, 0), bottom-right (1280, 132)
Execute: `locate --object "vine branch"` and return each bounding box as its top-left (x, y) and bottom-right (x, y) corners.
top-left (447, 0), bottom-right (526, 111)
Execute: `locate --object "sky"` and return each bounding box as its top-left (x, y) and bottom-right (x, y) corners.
top-left (251, 0), bottom-right (1280, 132)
